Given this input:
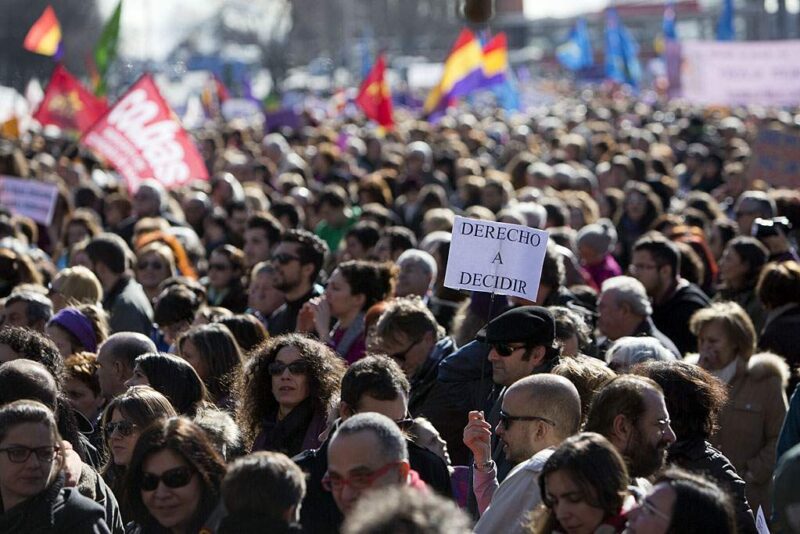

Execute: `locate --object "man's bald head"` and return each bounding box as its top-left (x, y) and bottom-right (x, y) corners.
top-left (96, 332), bottom-right (156, 399)
top-left (0, 360), bottom-right (58, 410)
top-left (507, 374), bottom-right (582, 440)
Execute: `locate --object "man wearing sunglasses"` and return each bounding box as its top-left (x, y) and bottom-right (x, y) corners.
top-left (466, 374), bottom-right (581, 534)
top-left (267, 229), bottom-right (328, 336)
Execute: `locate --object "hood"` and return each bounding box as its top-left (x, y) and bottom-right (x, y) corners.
top-left (747, 352), bottom-right (791, 388)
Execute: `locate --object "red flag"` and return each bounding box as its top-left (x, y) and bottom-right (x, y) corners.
top-left (33, 65), bottom-right (108, 135)
top-left (81, 74), bottom-right (209, 192)
top-left (356, 54), bottom-right (393, 129)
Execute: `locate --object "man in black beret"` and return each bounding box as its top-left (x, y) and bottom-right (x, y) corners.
top-left (461, 306), bottom-right (562, 516)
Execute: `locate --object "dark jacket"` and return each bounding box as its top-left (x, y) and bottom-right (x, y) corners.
top-left (268, 285), bottom-right (323, 336)
top-left (777, 383), bottom-right (800, 461)
top-left (633, 316), bottom-right (681, 358)
top-left (0, 475), bottom-right (110, 534)
top-left (425, 340), bottom-right (496, 466)
top-left (293, 426), bottom-right (453, 534)
top-left (652, 280), bottom-right (710, 355)
top-left (218, 514), bottom-right (303, 534)
top-left (759, 303), bottom-right (800, 394)
top-left (408, 337), bottom-right (457, 420)
top-left (102, 275), bottom-right (154, 336)
top-left (669, 438), bottom-right (757, 534)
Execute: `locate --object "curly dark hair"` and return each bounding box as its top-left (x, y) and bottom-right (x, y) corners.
top-left (235, 333), bottom-right (345, 443)
top-left (124, 417), bottom-right (226, 532)
top-left (631, 360), bottom-right (728, 440)
top-left (0, 326), bottom-right (64, 385)
top-left (336, 260), bottom-right (397, 312)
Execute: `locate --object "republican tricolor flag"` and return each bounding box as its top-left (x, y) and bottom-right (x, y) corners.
top-left (356, 54), bottom-right (393, 129)
top-left (24, 6), bottom-right (62, 58)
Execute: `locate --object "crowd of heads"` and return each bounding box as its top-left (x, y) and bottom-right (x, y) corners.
top-left (0, 93), bottom-right (799, 533)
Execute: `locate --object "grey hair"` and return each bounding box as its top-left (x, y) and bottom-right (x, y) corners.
top-left (515, 202), bottom-right (548, 229)
top-left (332, 413), bottom-right (408, 462)
top-left (601, 276), bottom-right (652, 317)
top-left (263, 133), bottom-right (289, 155)
top-left (605, 336), bottom-right (676, 370)
top-left (397, 249), bottom-right (437, 282)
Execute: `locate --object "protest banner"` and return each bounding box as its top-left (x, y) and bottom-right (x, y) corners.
top-left (747, 128), bottom-right (800, 188)
top-left (0, 176), bottom-right (58, 225)
top-left (82, 74), bottom-right (209, 192)
top-left (34, 65), bottom-right (109, 135)
top-left (680, 40), bottom-right (800, 106)
top-left (755, 506), bottom-right (770, 534)
top-left (444, 216), bottom-right (549, 301)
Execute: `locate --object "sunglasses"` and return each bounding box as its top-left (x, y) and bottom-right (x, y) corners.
top-left (104, 420), bottom-right (138, 437)
top-left (271, 253), bottom-right (301, 265)
top-left (137, 260), bottom-right (165, 270)
top-left (0, 445), bottom-right (59, 464)
top-left (208, 263), bottom-right (231, 271)
top-left (268, 360), bottom-right (309, 376)
top-left (389, 338), bottom-right (422, 362)
top-left (140, 466), bottom-right (195, 492)
top-left (490, 343), bottom-right (528, 357)
top-left (498, 409), bottom-right (556, 429)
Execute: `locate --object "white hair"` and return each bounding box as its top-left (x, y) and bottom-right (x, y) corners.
top-left (397, 249), bottom-right (437, 281)
top-left (601, 276), bottom-right (652, 317)
top-left (606, 336), bottom-right (676, 369)
top-left (514, 202), bottom-right (548, 229)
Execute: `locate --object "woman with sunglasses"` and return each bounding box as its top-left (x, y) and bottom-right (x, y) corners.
top-left (0, 400), bottom-right (109, 533)
top-left (134, 243), bottom-right (177, 304)
top-left (624, 468), bottom-right (736, 534)
top-left (176, 324), bottom-right (243, 410)
top-left (529, 432), bottom-right (631, 534)
top-left (100, 387), bottom-right (176, 514)
top-left (124, 417), bottom-right (226, 534)
top-left (204, 244), bottom-right (248, 313)
top-left (236, 334), bottom-right (346, 456)
top-left (299, 260), bottom-right (397, 364)
top-left (125, 352), bottom-right (210, 417)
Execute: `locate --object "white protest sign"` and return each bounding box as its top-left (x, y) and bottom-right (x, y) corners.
top-left (444, 216), bottom-right (548, 301)
top-left (756, 506), bottom-right (771, 534)
top-left (0, 176), bottom-right (58, 225)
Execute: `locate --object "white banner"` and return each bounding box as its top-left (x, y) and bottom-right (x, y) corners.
top-left (444, 216), bottom-right (548, 301)
top-left (0, 176), bottom-right (58, 225)
top-left (681, 40), bottom-right (800, 106)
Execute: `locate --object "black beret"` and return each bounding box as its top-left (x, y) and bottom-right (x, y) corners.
top-left (476, 305), bottom-right (556, 346)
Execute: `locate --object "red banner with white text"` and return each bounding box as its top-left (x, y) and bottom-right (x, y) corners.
top-left (81, 74), bottom-right (209, 191)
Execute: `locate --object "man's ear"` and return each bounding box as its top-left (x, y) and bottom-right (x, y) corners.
top-left (338, 401), bottom-right (354, 421)
top-left (300, 262), bottom-right (316, 282)
top-left (529, 345), bottom-right (547, 367)
top-left (611, 413), bottom-right (633, 444)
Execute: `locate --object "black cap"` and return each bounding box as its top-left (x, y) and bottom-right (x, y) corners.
top-left (476, 306), bottom-right (556, 346)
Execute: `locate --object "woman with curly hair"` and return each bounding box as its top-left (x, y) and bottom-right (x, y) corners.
top-left (123, 417), bottom-right (227, 533)
top-left (299, 260), bottom-right (397, 364)
top-left (237, 334), bottom-right (346, 456)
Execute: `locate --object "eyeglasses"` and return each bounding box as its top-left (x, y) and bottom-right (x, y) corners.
top-left (639, 497), bottom-right (671, 522)
top-left (268, 360), bottom-right (309, 376)
top-left (629, 263), bottom-right (658, 274)
top-left (0, 445), bottom-right (59, 463)
top-left (140, 466), bottom-right (195, 492)
top-left (208, 263), bottom-right (231, 271)
top-left (137, 260), bottom-right (165, 270)
top-left (490, 343), bottom-right (528, 357)
top-left (104, 420), bottom-right (138, 438)
top-left (389, 338), bottom-right (423, 362)
top-left (271, 253), bottom-right (301, 265)
top-left (322, 461), bottom-right (402, 492)
top-left (498, 409), bottom-right (556, 429)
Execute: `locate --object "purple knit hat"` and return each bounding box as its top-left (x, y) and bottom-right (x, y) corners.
top-left (49, 308), bottom-right (97, 352)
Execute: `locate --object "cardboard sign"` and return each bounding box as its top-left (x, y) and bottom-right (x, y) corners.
top-left (82, 74), bottom-right (209, 192)
top-left (681, 40), bottom-right (800, 106)
top-left (444, 216), bottom-right (549, 300)
top-left (747, 128), bottom-right (800, 188)
top-left (0, 176), bottom-right (58, 225)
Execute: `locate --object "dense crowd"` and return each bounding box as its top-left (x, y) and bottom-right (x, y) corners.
top-left (0, 92), bottom-right (799, 533)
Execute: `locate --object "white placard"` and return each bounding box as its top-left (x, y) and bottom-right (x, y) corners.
top-left (444, 216), bottom-right (548, 301)
top-left (0, 176), bottom-right (58, 225)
